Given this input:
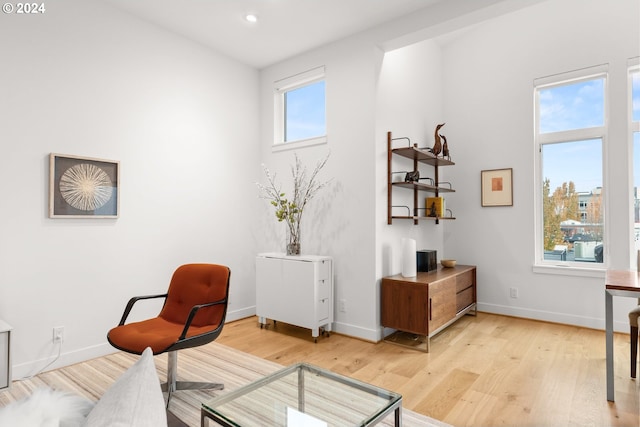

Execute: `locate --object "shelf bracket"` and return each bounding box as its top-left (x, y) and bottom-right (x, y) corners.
top-left (391, 136), bottom-right (411, 149)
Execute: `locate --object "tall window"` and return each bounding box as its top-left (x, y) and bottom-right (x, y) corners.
top-left (274, 67), bottom-right (326, 149)
top-left (631, 63), bottom-right (640, 251)
top-left (534, 66), bottom-right (607, 266)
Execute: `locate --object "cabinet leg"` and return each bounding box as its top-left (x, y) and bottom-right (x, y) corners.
top-left (258, 317), bottom-right (268, 329)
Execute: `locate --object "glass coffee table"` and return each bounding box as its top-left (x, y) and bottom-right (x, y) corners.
top-left (201, 362), bottom-right (402, 426)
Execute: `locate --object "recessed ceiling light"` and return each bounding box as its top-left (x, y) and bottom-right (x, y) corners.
top-left (245, 14), bottom-right (258, 23)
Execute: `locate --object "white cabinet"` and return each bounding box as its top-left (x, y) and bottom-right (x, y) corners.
top-left (0, 320), bottom-right (12, 390)
top-left (256, 253), bottom-right (333, 341)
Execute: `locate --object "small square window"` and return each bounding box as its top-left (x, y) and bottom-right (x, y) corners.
top-left (274, 67), bottom-right (326, 149)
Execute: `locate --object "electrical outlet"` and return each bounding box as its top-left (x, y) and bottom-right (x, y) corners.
top-left (509, 287), bottom-right (519, 299)
top-left (339, 299), bottom-right (346, 313)
top-left (53, 326), bottom-right (64, 343)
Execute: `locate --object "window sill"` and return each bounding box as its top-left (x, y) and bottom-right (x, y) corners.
top-left (532, 264), bottom-right (605, 278)
top-left (272, 136), bottom-right (327, 152)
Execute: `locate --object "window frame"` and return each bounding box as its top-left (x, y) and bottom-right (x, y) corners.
top-left (533, 65), bottom-right (609, 274)
top-left (273, 66), bottom-right (327, 152)
top-left (629, 59), bottom-right (640, 266)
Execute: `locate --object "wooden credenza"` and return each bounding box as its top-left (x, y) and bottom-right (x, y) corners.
top-left (381, 265), bottom-right (476, 352)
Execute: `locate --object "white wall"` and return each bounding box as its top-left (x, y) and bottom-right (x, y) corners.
top-left (440, 0), bottom-right (639, 331)
top-left (0, 0), bottom-right (259, 378)
top-left (256, 0), bottom-right (549, 342)
top-left (375, 39), bottom-right (445, 334)
top-left (257, 34), bottom-right (381, 340)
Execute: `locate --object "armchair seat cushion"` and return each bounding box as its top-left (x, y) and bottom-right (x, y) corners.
top-left (108, 317), bottom-right (220, 354)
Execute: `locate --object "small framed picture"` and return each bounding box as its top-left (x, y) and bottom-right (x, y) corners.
top-left (49, 153), bottom-right (120, 218)
top-left (481, 168), bottom-right (513, 207)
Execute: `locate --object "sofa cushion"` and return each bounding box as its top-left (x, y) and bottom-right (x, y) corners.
top-left (84, 347), bottom-right (167, 427)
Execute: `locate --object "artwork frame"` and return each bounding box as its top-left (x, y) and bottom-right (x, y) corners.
top-left (481, 168), bottom-right (513, 207)
top-left (49, 153), bottom-right (120, 218)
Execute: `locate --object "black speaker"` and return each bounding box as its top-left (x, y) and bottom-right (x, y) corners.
top-left (417, 250), bottom-right (437, 272)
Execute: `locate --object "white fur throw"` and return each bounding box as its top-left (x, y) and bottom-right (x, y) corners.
top-left (0, 387), bottom-right (94, 427)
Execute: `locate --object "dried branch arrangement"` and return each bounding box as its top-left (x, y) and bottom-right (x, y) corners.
top-left (257, 153), bottom-right (331, 254)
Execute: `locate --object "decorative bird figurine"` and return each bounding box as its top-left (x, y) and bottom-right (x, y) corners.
top-left (441, 134), bottom-right (450, 160)
top-left (429, 123), bottom-right (445, 156)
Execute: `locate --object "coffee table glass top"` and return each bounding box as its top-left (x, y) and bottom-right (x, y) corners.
top-left (202, 362), bottom-right (402, 427)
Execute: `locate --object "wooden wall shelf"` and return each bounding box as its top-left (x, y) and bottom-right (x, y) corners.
top-left (387, 131), bottom-right (456, 224)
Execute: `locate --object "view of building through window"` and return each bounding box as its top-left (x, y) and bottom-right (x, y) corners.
top-left (537, 75), bottom-right (606, 264)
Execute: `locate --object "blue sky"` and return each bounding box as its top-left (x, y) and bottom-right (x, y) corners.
top-left (284, 81), bottom-right (326, 142)
top-left (539, 79), bottom-right (604, 134)
top-left (539, 72), bottom-right (640, 193)
top-left (634, 72), bottom-right (640, 193)
top-left (539, 78), bottom-right (603, 193)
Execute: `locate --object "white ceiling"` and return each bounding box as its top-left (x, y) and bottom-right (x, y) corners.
top-left (100, 0), bottom-right (443, 69)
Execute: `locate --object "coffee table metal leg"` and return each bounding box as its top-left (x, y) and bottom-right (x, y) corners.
top-left (298, 367), bottom-right (305, 412)
top-left (395, 405), bottom-right (402, 426)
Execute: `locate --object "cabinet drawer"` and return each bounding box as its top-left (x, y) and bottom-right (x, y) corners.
top-left (318, 279), bottom-right (330, 300)
top-left (317, 260), bottom-right (330, 280)
top-left (318, 298), bottom-right (329, 321)
top-left (455, 270), bottom-right (474, 293)
top-left (456, 286), bottom-right (474, 313)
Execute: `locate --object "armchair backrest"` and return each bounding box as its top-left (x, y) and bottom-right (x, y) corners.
top-left (159, 264), bottom-right (230, 327)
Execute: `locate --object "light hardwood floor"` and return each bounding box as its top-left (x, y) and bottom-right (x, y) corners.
top-left (217, 313), bottom-right (639, 427)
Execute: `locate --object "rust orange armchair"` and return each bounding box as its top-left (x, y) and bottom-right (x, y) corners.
top-left (107, 263), bottom-right (231, 405)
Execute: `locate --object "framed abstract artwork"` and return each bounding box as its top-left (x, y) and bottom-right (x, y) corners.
top-left (481, 168), bottom-right (513, 207)
top-left (49, 153), bottom-right (120, 218)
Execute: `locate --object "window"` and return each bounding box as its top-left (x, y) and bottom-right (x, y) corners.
top-left (631, 63), bottom-right (640, 253)
top-left (274, 67), bottom-right (326, 149)
top-left (534, 66), bottom-right (607, 267)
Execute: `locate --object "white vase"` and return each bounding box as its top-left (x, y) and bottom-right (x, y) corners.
top-left (401, 238), bottom-right (417, 277)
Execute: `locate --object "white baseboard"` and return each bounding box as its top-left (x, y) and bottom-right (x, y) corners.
top-left (331, 321), bottom-right (380, 342)
top-left (226, 306), bottom-right (255, 323)
top-left (477, 303), bottom-right (629, 333)
top-left (12, 307), bottom-right (258, 382)
top-left (13, 342), bottom-right (116, 382)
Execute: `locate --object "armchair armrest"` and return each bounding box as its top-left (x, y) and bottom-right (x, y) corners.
top-left (118, 293), bottom-right (168, 326)
top-left (178, 298), bottom-right (228, 340)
